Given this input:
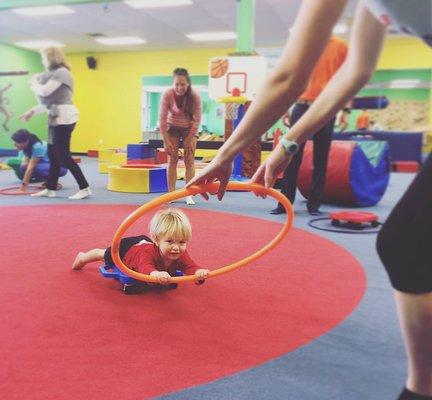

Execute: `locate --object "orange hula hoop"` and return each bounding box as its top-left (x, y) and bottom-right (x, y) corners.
top-left (111, 182), bottom-right (294, 283)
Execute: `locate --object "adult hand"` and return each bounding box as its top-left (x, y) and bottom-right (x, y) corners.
top-left (19, 110), bottom-right (34, 122)
top-left (186, 156), bottom-right (233, 201)
top-left (150, 270), bottom-right (171, 284)
top-left (183, 135), bottom-right (197, 155)
top-left (19, 184), bottom-right (27, 192)
top-left (250, 145), bottom-right (293, 196)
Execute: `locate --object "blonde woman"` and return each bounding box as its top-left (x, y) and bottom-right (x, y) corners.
top-left (20, 47), bottom-right (91, 199)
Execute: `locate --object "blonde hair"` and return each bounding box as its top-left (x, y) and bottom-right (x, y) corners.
top-left (40, 47), bottom-right (71, 71)
top-left (149, 208), bottom-right (192, 243)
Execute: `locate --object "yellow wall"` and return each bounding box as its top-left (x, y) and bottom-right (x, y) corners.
top-left (68, 36), bottom-right (431, 153)
top-left (377, 37), bottom-right (432, 69)
top-left (68, 48), bottom-right (233, 153)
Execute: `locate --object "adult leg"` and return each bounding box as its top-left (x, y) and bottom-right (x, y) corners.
top-left (184, 136), bottom-right (197, 184)
top-left (272, 103), bottom-right (308, 213)
top-left (395, 292), bottom-right (432, 397)
top-left (307, 116), bottom-right (335, 214)
top-left (377, 153), bottom-right (432, 398)
top-left (167, 134), bottom-right (180, 192)
top-left (54, 124), bottom-right (89, 190)
top-left (46, 126), bottom-right (62, 191)
top-left (183, 135), bottom-right (197, 205)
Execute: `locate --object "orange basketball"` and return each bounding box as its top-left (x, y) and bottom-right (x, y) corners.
top-left (210, 58), bottom-right (229, 78)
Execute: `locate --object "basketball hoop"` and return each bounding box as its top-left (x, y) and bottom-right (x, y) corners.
top-left (219, 87), bottom-right (248, 120)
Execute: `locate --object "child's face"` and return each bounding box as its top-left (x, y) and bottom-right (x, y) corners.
top-left (157, 235), bottom-right (187, 262)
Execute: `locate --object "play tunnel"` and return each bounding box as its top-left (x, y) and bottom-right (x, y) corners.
top-left (297, 140), bottom-right (390, 207)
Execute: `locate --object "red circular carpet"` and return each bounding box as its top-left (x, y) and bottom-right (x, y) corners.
top-left (1, 205), bottom-right (366, 400)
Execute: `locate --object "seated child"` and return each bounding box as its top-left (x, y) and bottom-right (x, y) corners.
top-left (8, 129), bottom-right (66, 191)
top-left (72, 208), bottom-right (209, 284)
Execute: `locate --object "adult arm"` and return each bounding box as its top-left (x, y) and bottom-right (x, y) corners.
top-left (19, 104), bottom-right (47, 121)
top-left (251, 1), bottom-right (387, 189)
top-left (187, 0), bottom-right (348, 198)
top-left (184, 92), bottom-right (202, 153)
top-left (158, 90), bottom-right (174, 154)
top-left (188, 91), bottom-right (202, 138)
top-left (20, 157), bottom-right (39, 191)
top-left (30, 78), bottom-right (62, 97)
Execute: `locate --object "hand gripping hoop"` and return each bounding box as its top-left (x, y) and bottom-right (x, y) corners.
top-left (111, 182), bottom-right (294, 283)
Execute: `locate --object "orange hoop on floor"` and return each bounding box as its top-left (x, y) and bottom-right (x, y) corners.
top-left (0, 185), bottom-right (44, 195)
top-left (111, 182), bottom-right (294, 283)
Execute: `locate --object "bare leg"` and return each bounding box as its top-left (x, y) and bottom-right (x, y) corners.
top-left (184, 137), bottom-right (197, 205)
top-left (72, 248), bottom-right (105, 270)
top-left (167, 135), bottom-right (180, 192)
top-left (395, 291), bottom-right (432, 396)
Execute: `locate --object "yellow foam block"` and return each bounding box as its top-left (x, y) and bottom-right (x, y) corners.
top-left (0, 163), bottom-right (11, 170)
top-left (111, 152), bottom-right (127, 165)
top-left (108, 165), bottom-right (150, 193)
top-left (261, 151), bottom-right (271, 163)
top-left (99, 162), bottom-right (114, 174)
top-left (195, 149), bottom-right (217, 158)
top-left (98, 149), bottom-right (116, 163)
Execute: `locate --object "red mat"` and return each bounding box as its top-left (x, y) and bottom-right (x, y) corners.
top-left (0, 205), bottom-right (366, 400)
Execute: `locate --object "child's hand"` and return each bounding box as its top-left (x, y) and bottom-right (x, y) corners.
top-left (195, 269), bottom-right (210, 280)
top-left (150, 270), bottom-right (171, 284)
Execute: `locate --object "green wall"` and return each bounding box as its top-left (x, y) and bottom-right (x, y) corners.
top-left (0, 43), bottom-right (46, 149)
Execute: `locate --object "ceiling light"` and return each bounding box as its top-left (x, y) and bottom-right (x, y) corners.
top-left (14, 40), bottom-right (65, 50)
top-left (124, 0), bottom-right (192, 8)
top-left (12, 6), bottom-right (75, 16)
top-left (95, 36), bottom-right (146, 45)
top-left (186, 32), bottom-right (237, 42)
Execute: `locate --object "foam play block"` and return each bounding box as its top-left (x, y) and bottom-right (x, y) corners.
top-left (391, 161), bottom-right (420, 173)
top-left (127, 143), bottom-right (156, 160)
top-left (0, 149), bottom-right (18, 157)
top-left (149, 167), bottom-right (168, 192)
top-left (111, 152), bottom-right (127, 165)
top-left (98, 162), bottom-right (113, 174)
top-left (156, 149), bottom-right (168, 164)
top-left (107, 165), bottom-right (168, 193)
top-left (126, 158), bottom-right (155, 165)
top-left (98, 149), bottom-right (116, 163)
top-left (87, 150), bottom-right (98, 157)
top-left (108, 166), bottom-right (150, 193)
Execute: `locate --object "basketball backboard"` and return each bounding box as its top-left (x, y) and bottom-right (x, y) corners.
top-left (208, 56), bottom-right (267, 101)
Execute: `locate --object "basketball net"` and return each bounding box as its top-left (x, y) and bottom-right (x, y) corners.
top-left (222, 88), bottom-right (247, 120)
top-left (225, 102), bottom-right (241, 120)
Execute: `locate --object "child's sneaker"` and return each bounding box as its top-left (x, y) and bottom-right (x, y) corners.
top-left (68, 187), bottom-right (92, 200)
top-left (31, 189), bottom-right (56, 197)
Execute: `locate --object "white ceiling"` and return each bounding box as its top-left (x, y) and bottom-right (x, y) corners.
top-left (0, 0), bottom-right (365, 54)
